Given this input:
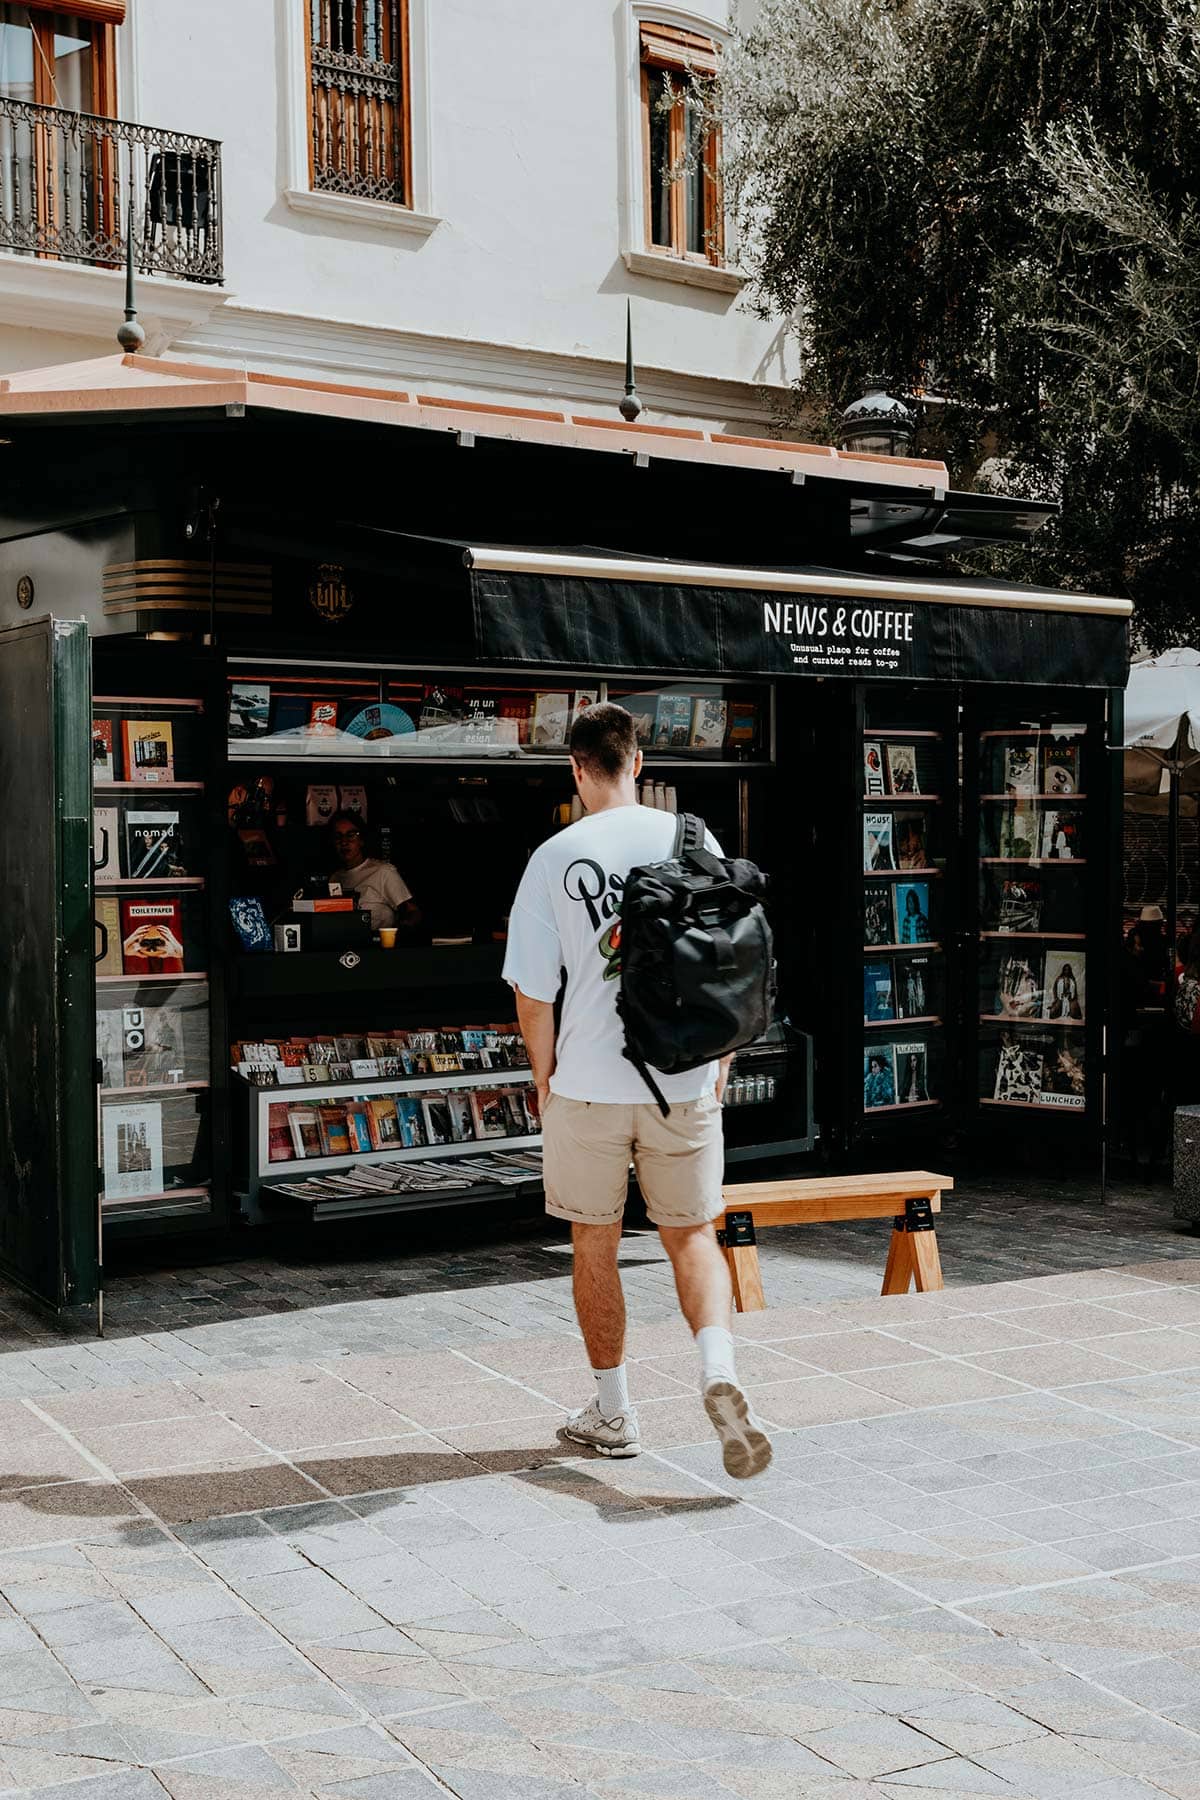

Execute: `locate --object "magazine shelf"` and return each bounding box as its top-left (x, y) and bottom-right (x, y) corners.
top-left (102, 877), bottom-right (207, 890)
top-left (980, 1014), bottom-right (1085, 1028)
top-left (863, 942), bottom-right (945, 956)
top-left (866, 1014), bottom-right (942, 1029)
top-left (98, 971), bottom-right (210, 985)
top-left (980, 931), bottom-right (1086, 942)
top-left (95, 781), bottom-right (206, 793)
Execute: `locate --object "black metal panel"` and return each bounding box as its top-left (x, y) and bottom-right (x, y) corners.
top-left (0, 617), bottom-right (97, 1308)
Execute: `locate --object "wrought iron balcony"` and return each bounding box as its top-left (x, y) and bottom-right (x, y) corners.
top-left (0, 99), bottom-right (222, 285)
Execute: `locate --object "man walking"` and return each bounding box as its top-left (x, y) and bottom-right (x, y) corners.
top-left (503, 703), bottom-right (772, 1478)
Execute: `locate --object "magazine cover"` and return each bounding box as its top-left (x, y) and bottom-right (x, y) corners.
top-left (894, 812), bottom-right (927, 870)
top-left (999, 808), bottom-right (1038, 860)
top-left (863, 740), bottom-right (886, 797)
top-left (125, 811), bottom-right (183, 879)
top-left (863, 813), bottom-right (896, 872)
top-left (92, 807), bottom-right (120, 883)
top-left (470, 1088), bottom-right (512, 1139)
top-left (996, 877), bottom-right (1042, 933)
top-left (1003, 744), bottom-right (1037, 796)
top-left (863, 880), bottom-right (894, 947)
top-left (689, 697), bottom-right (727, 750)
top-left (345, 1106), bottom-right (373, 1154)
top-left (885, 743), bottom-right (919, 795)
top-left (309, 700), bottom-right (339, 736)
top-left (1041, 807), bottom-right (1082, 860)
top-left (366, 1097), bottom-right (401, 1149)
top-left (727, 701), bottom-right (757, 747)
top-left (898, 955), bottom-right (931, 1019)
top-left (96, 1010), bottom-right (124, 1091)
top-left (126, 1003), bottom-right (185, 1086)
top-left (445, 1092), bottom-right (475, 1143)
top-left (316, 1105), bottom-right (351, 1157)
top-left (893, 1040), bottom-right (929, 1103)
top-left (121, 900), bottom-right (185, 975)
top-left (995, 954), bottom-right (1042, 1018)
top-left (101, 1100), bottom-right (164, 1200)
top-left (122, 719), bottom-right (174, 784)
top-left (531, 691), bottom-right (571, 747)
top-left (1039, 1042), bottom-right (1086, 1107)
top-left (893, 880), bottom-right (932, 945)
top-left (95, 896), bottom-right (123, 975)
top-left (863, 959), bottom-right (896, 1022)
top-left (92, 717), bottom-right (115, 781)
top-left (1042, 737), bottom-right (1080, 795)
top-left (287, 1107), bottom-right (322, 1158)
top-left (863, 1048), bottom-right (896, 1109)
top-left (396, 1095), bottom-right (426, 1147)
top-left (652, 693), bottom-right (692, 749)
top-left (421, 1096), bottom-right (453, 1146)
top-left (993, 1036), bottom-right (1046, 1103)
top-left (267, 1104), bottom-right (293, 1163)
top-left (228, 682), bottom-right (271, 739)
top-left (1042, 951), bottom-right (1085, 1022)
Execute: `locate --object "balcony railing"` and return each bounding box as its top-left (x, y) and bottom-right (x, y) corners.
top-left (0, 98), bottom-right (222, 285)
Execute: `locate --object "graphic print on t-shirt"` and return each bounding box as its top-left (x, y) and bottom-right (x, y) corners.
top-left (503, 805), bottom-right (723, 1104)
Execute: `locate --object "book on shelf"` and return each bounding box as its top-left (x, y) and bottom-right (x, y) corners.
top-left (287, 1106), bottom-right (322, 1159)
top-left (996, 876), bottom-right (1042, 933)
top-left (366, 1097), bottom-right (401, 1149)
top-left (96, 1009), bottom-right (124, 1090)
top-left (445, 1091), bottom-right (475, 1143)
top-left (1041, 806), bottom-right (1082, 860)
top-left (530, 691), bottom-right (571, 747)
top-left (267, 1106), bottom-right (293, 1163)
top-left (1042, 738), bottom-right (1080, 795)
top-left (628, 702), bottom-right (655, 748)
top-left (92, 718), bottom-right (115, 781)
top-left (893, 1040), bottom-right (929, 1104)
top-left (885, 743), bottom-right (919, 795)
top-left (125, 810), bottom-right (184, 879)
top-left (315, 1104), bottom-right (351, 1157)
top-left (727, 701), bottom-right (756, 747)
top-left (470, 1088), bottom-right (511, 1139)
top-left (496, 695), bottom-right (532, 744)
top-left (894, 811), bottom-right (927, 870)
top-left (229, 897), bottom-right (272, 953)
top-left (228, 682), bottom-right (271, 740)
top-left (520, 1087), bottom-right (541, 1134)
top-left (1003, 745), bottom-right (1037, 796)
top-left (999, 808), bottom-right (1038, 860)
top-left (95, 896), bottom-right (123, 975)
top-left (345, 1106), bottom-right (373, 1154)
top-left (1042, 949), bottom-right (1085, 1022)
top-left (1040, 1041), bottom-right (1086, 1108)
top-left (863, 958), bottom-right (896, 1023)
top-left (101, 1099), bottom-right (164, 1200)
top-left (396, 1095), bottom-right (426, 1147)
top-left (121, 720), bottom-right (175, 784)
top-left (653, 694), bottom-right (692, 750)
top-left (571, 688), bottom-right (598, 724)
top-left (305, 784), bottom-right (339, 827)
top-left (291, 896), bottom-right (354, 913)
top-left (93, 807), bottom-right (120, 883)
top-left (309, 700), bottom-right (339, 736)
top-left (993, 1033), bottom-right (1049, 1103)
top-left (893, 880), bottom-right (932, 945)
top-left (124, 1002), bottom-right (185, 1087)
top-left (419, 684), bottom-right (466, 730)
top-left (863, 740), bottom-right (885, 798)
top-left (688, 697), bottom-right (727, 750)
top-left (995, 953), bottom-right (1042, 1018)
top-left (863, 880), bottom-right (894, 948)
top-left (270, 696), bottom-right (308, 735)
top-left (898, 954), bottom-right (932, 1019)
top-left (863, 1047), bottom-right (896, 1109)
top-left (421, 1096), bottom-right (453, 1146)
top-left (863, 812), bottom-right (896, 873)
top-left (121, 899), bottom-right (185, 975)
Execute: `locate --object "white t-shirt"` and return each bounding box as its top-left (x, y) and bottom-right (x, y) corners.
top-left (503, 805), bottom-right (722, 1103)
top-left (338, 857), bottom-right (413, 930)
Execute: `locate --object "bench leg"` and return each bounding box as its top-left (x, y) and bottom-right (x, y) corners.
top-left (881, 1227), bottom-right (913, 1296)
top-left (911, 1227), bottom-right (944, 1292)
top-left (727, 1242), bottom-right (766, 1313)
top-left (882, 1198), bottom-right (945, 1297)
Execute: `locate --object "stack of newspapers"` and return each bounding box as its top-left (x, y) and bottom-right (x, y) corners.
top-left (269, 1146), bottom-right (544, 1204)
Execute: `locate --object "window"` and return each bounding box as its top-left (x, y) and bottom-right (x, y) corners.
top-left (308, 0), bottom-right (409, 207)
top-left (0, 4), bottom-right (119, 114)
top-left (640, 19), bottom-right (721, 263)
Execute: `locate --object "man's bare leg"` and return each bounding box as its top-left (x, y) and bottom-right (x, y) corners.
top-left (559, 1221), bottom-right (640, 1456)
top-left (659, 1221), bottom-right (772, 1480)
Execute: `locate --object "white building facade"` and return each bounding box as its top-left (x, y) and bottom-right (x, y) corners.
top-left (0, 0), bottom-right (796, 430)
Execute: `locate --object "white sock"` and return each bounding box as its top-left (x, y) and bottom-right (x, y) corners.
top-left (594, 1363), bottom-right (631, 1420)
top-left (696, 1325), bottom-right (738, 1391)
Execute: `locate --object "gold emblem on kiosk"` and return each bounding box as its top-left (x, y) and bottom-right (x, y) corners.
top-left (308, 563), bottom-right (354, 625)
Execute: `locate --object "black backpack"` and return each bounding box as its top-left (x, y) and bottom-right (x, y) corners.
top-left (617, 813), bottom-right (775, 1115)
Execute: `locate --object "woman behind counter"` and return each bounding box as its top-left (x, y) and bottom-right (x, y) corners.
top-left (329, 811), bottom-right (422, 934)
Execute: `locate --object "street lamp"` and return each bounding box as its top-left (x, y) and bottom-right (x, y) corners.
top-left (838, 378), bottom-right (916, 457)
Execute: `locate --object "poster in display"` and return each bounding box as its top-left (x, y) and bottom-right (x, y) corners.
top-left (102, 1101), bottom-right (164, 1200)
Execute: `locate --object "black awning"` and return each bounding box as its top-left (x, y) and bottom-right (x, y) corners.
top-left (466, 550), bottom-right (1129, 690)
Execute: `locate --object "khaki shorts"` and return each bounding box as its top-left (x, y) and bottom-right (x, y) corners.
top-left (542, 1091), bottom-right (724, 1229)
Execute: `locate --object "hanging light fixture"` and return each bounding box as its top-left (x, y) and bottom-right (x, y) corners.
top-left (838, 377), bottom-right (916, 457)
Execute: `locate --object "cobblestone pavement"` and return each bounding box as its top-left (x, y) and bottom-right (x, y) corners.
top-left (1, 1183), bottom-right (1200, 1795)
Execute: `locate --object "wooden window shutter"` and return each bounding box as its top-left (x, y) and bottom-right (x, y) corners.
top-left (25, 0), bottom-right (126, 20)
top-left (640, 20), bottom-right (718, 76)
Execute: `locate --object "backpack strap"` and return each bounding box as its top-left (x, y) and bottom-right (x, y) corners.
top-left (673, 811), bottom-right (706, 858)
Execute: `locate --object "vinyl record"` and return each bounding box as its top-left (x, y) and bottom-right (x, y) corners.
top-left (343, 703), bottom-right (416, 741)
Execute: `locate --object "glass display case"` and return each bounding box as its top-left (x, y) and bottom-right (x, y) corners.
top-left (92, 695), bottom-right (213, 1219)
top-left (860, 709), bottom-right (952, 1127)
top-left (973, 719), bottom-right (1095, 1121)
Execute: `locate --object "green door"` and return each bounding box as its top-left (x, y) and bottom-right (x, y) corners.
top-left (0, 617), bottom-right (97, 1309)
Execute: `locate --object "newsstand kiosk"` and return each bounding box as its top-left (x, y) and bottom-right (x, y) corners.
top-left (0, 356), bottom-right (1129, 1313)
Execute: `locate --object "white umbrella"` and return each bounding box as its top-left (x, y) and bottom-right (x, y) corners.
top-left (1125, 646), bottom-right (1200, 754)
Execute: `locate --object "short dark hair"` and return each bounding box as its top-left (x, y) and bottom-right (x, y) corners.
top-left (569, 702), bottom-right (638, 780)
top-left (329, 810), bottom-right (366, 835)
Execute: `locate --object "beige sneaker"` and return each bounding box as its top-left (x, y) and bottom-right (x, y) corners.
top-left (704, 1379), bottom-right (773, 1479)
top-left (560, 1400), bottom-right (642, 1458)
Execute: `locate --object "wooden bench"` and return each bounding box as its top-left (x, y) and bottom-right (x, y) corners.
top-left (718, 1170), bottom-right (952, 1312)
